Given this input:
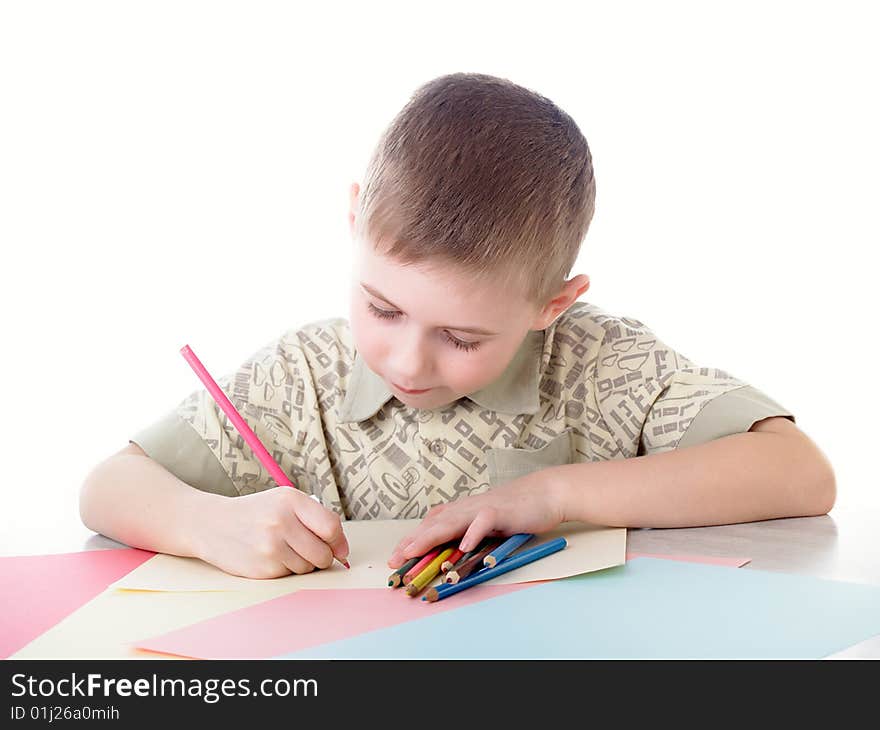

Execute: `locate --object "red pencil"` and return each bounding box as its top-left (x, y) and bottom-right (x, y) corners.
top-left (440, 548), bottom-right (465, 573)
top-left (402, 546), bottom-right (445, 585)
top-left (444, 539), bottom-right (502, 584)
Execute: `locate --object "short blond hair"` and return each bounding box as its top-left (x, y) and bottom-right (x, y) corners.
top-left (355, 72), bottom-right (596, 308)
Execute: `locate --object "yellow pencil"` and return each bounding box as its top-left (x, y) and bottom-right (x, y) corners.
top-left (405, 548), bottom-right (454, 597)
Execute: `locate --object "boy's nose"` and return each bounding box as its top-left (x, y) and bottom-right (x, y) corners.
top-left (387, 334), bottom-right (431, 386)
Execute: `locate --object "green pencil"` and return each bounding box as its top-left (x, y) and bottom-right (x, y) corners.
top-left (387, 556), bottom-right (421, 588)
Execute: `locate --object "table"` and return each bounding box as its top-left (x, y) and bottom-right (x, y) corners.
top-left (4, 503), bottom-right (879, 658)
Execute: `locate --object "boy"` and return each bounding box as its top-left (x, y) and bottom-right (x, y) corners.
top-left (79, 73), bottom-right (835, 579)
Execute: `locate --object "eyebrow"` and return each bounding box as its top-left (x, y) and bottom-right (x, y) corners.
top-left (360, 283), bottom-right (500, 336)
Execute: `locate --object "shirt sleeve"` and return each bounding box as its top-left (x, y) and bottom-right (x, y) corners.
top-left (130, 330), bottom-right (325, 498)
top-left (593, 315), bottom-right (795, 458)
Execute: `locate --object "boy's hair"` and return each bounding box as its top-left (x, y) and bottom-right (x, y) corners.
top-left (355, 72), bottom-right (596, 309)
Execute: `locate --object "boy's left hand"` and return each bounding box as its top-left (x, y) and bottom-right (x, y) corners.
top-left (386, 469), bottom-right (567, 569)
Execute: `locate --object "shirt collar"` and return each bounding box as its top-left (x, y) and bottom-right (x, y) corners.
top-left (338, 323), bottom-right (556, 424)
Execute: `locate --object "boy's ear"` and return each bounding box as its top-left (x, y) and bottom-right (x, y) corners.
top-left (533, 274), bottom-right (590, 329)
top-left (348, 182), bottom-right (360, 237)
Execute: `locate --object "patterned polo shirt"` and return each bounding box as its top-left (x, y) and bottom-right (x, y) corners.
top-left (131, 300), bottom-right (795, 521)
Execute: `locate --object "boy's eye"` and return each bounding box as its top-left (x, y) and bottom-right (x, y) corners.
top-left (366, 302), bottom-right (400, 321)
top-left (366, 302), bottom-right (481, 352)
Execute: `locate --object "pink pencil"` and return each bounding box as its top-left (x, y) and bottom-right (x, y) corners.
top-left (402, 545), bottom-right (445, 586)
top-left (180, 344), bottom-right (350, 569)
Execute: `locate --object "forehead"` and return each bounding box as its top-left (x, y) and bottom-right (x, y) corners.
top-left (353, 236), bottom-right (532, 322)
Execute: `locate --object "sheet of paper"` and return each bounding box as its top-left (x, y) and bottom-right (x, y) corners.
top-left (136, 583), bottom-right (537, 659)
top-left (15, 522), bottom-right (622, 659)
top-left (135, 548), bottom-right (750, 659)
top-left (113, 520), bottom-right (627, 592)
top-left (277, 558), bottom-right (880, 659)
top-left (1, 549), bottom-right (154, 658)
top-left (11, 580), bottom-right (302, 659)
top-left (627, 551), bottom-right (750, 567)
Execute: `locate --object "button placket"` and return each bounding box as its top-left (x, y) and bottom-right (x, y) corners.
top-left (416, 417), bottom-right (449, 474)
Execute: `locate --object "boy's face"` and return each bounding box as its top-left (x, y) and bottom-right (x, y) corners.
top-left (348, 183), bottom-right (589, 411)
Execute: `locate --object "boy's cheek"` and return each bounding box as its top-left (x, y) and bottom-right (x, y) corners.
top-left (349, 314), bottom-right (385, 367)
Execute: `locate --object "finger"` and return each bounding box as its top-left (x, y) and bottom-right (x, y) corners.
top-left (328, 528), bottom-right (351, 564)
top-left (389, 502), bottom-right (450, 559)
top-left (458, 507), bottom-right (498, 553)
top-left (286, 526), bottom-right (334, 570)
top-left (392, 534), bottom-right (416, 558)
top-left (400, 521), bottom-right (465, 562)
top-left (388, 501), bottom-right (456, 561)
top-left (293, 494), bottom-right (350, 564)
top-left (387, 534), bottom-right (415, 569)
top-left (277, 542), bottom-right (315, 576)
top-left (282, 512), bottom-right (335, 570)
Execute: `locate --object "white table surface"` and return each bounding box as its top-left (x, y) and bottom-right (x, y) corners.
top-left (3, 500), bottom-right (878, 658)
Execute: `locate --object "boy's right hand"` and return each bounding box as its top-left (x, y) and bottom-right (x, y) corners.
top-left (194, 487), bottom-right (350, 579)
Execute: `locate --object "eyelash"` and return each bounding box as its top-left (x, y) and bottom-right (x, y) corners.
top-left (366, 302), bottom-right (481, 352)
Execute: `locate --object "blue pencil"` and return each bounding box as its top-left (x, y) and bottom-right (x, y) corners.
top-left (422, 537), bottom-right (568, 602)
top-left (483, 532), bottom-right (534, 568)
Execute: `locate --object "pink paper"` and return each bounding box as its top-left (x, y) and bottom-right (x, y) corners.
top-left (137, 552), bottom-right (751, 659)
top-left (138, 582), bottom-right (536, 659)
top-left (627, 551), bottom-right (751, 568)
top-left (0, 548), bottom-right (155, 658)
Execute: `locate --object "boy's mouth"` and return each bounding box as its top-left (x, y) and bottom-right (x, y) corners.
top-left (391, 381), bottom-right (433, 395)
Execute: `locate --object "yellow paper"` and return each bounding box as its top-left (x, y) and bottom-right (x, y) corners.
top-left (13, 521), bottom-right (625, 659)
top-left (11, 583), bottom-right (298, 659)
top-left (112, 520), bottom-right (626, 592)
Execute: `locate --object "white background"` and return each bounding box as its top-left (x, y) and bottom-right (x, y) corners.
top-left (1, 1), bottom-right (877, 552)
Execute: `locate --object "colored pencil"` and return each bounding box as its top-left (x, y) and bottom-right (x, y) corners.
top-left (180, 344), bottom-right (350, 569)
top-left (446, 539), bottom-right (489, 574)
top-left (402, 546), bottom-right (444, 585)
top-left (387, 556), bottom-right (420, 588)
top-left (484, 533), bottom-right (534, 568)
top-left (405, 548), bottom-right (454, 597)
top-left (444, 539), bottom-right (502, 584)
top-left (423, 537), bottom-right (568, 602)
top-left (440, 548), bottom-right (465, 573)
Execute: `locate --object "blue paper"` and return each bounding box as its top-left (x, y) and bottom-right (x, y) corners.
top-left (277, 558), bottom-right (880, 659)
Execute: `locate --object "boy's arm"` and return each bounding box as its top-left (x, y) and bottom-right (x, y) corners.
top-left (79, 442), bottom-right (350, 577)
top-left (551, 416), bottom-right (836, 528)
top-left (79, 442), bottom-right (223, 557)
top-left (387, 416), bottom-right (836, 566)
